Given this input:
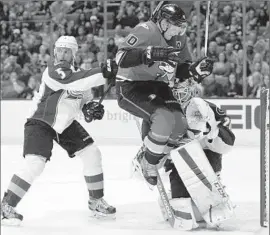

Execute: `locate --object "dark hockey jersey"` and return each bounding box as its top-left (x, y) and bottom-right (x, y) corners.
top-left (117, 20), bottom-right (191, 83)
top-left (30, 61), bottom-right (105, 133)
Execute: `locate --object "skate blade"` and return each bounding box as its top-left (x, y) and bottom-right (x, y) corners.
top-left (89, 211), bottom-right (116, 220)
top-left (1, 217), bottom-right (22, 226)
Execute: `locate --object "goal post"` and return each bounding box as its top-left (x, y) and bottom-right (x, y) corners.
top-left (260, 88), bottom-right (269, 227)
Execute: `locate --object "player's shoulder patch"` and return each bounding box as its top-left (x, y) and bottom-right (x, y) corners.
top-left (126, 34), bottom-right (138, 46)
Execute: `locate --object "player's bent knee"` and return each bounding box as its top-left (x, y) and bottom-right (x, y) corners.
top-left (152, 108), bottom-right (176, 133)
top-left (172, 111), bottom-right (188, 137)
top-left (19, 154), bottom-right (46, 183)
top-left (76, 144), bottom-right (102, 175)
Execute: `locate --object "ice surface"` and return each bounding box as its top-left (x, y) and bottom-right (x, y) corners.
top-left (1, 145), bottom-right (268, 235)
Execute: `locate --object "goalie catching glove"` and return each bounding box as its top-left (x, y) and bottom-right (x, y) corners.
top-left (82, 101), bottom-right (105, 123)
top-left (189, 57), bottom-right (214, 83)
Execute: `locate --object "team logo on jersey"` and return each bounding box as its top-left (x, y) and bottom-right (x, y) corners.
top-left (126, 34), bottom-right (138, 46)
top-left (158, 62), bottom-right (176, 81)
top-left (176, 41), bottom-right (182, 49)
top-left (66, 90), bottom-right (83, 99)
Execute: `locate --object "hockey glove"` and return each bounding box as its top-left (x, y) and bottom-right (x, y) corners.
top-left (82, 101), bottom-right (105, 123)
top-left (142, 46), bottom-right (182, 66)
top-left (101, 59), bottom-right (118, 86)
top-left (189, 57), bottom-right (214, 83)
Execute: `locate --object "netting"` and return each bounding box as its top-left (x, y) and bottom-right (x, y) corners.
top-left (261, 88), bottom-right (269, 227)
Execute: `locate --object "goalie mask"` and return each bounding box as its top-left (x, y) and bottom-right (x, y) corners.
top-left (54, 36), bottom-right (78, 64)
top-left (154, 4), bottom-right (188, 40)
top-left (172, 79), bottom-right (201, 107)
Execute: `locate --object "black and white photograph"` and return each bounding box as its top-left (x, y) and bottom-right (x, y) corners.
top-left (0, 0), bottom-right (269, 235)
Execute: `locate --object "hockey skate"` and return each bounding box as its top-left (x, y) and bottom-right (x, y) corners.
top-left (1, 193), bottom-right (23, 226)
top-left (88, 197), bottom-right (116, 219)
top-left (131, 145), bottom-right (145, 176)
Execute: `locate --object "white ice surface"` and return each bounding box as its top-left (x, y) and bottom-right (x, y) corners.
top-left (1, 145), bottom-right (268, 235)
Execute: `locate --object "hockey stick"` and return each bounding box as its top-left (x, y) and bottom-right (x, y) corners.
top-left (151, 1), bottom-right (165, 21)
top-left (204, 1), bottom-right (211, 57)
top-left (133, 117), bottom-right (176, 228)
top-left (98, 82), bottom-right (113, 105)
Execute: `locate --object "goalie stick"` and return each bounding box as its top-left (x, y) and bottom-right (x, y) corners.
top-left (133, 117), bottom-right (176, 228)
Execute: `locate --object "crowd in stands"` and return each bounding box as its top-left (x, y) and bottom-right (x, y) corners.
top-left (0, 1), bottom-right (269, 100)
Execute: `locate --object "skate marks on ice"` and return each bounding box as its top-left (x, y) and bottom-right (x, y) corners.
top-left (1, 201), bottom-right (266, 235)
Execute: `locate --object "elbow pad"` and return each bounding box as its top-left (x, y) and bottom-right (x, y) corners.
top-left (116, 48), bottom-right (144, 68)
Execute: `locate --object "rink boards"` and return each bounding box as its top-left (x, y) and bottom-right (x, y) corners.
top-left (1, 99), bottom-right (262, 146)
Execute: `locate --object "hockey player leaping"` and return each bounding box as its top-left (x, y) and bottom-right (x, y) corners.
top-left (135, 78), bottom-right (236, 229)
top-left (1, 36), bottom-right (118, 225)
top-left (115, 4), bottom-right (214, 186)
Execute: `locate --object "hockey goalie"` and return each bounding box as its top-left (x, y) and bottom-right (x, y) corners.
top-left (133, 78), bottom-right (236, 230)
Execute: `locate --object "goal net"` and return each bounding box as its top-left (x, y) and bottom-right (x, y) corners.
top-left (260, 88), bottom-right (269, 227)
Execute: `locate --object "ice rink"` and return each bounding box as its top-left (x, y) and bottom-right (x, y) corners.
top-left (1, 144), bottom-right (268, 235)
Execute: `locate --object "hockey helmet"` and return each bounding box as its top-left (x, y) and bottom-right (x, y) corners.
top-left (156, 4), bottom-right (187, 27)
top-left (54, 36), bottom-right (78, 59)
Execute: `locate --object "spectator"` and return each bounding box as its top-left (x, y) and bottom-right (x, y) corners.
top-left (227, 73), bottom-right (243, 97)
top-left (94, 28), bottom-right (105, 48)
top-left (257, 5), bottom-right (269, 27)
top-left (225, 42), bottom-right (239, 67)
top-left (38, 45), bottom-right (50, 65)
top-left (247, 71), bottom-right (263, 97)
top-left (78, 12), bottom-right (87, 27)
top-left (107, 37), bottom-right (118, 59)
top-left (21, 27), bottom-right (36, 50)
top-left (76, 26), bottom-right (87, 45)
top-left (263, 75), bottom-right (269, 89)
top-left (114, 24), bottom-right (125, 47)
top-left (18, 64), bottom-right (32, 86)
top-left (212, 52), bottom-right (231, 77)
top-left (28, 53), bottom-right (41, 75)
top-left (66, 20), bottom-right (77, 37)
top-left (18, 75), bottom-right (40, 99)
top-left (91, 51), bottom-right (105, 68)
top-left (87, 15), bottom-right (101, 35)
top-left (0, 3), bottom-right (9, 21)
top-left (120, 4), bottom-right (139, 29)
top-left (207, 41), bottom-right (219, 62)
top-left (81, 57), bottom-right (93, 70)
top-left (1, 72), bottom-right (25, 99)
top-left (91, 7), bottom-right (103, 26)
top-left (85, 33), bottom-right (100, 55)
top-left (49, 1), bottom-right (69, 17)
top-left (39, 24), bottom-right (51, 48)
top-left (30, 35), bottom-right (43, 54)
top-left (219, 5), bottom-right (232, 26)
top-left (3, 55), bottom-right (22, 75)
top-left (11, 29), bottom-right (22, 43)
top-left (0, 21), bottom-right (11, 44)
top-left (17, 45), bottom-right (31, 68)
top-left (1, 45), bottom-right (9, 63)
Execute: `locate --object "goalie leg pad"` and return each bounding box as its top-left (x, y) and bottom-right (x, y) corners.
top-left (158, 194), bottom-right (199, 230)
top-left (170, 139), bottom-right (235, 227)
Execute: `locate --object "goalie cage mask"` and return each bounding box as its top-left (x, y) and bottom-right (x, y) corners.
top-left (172, 79), bottom-right (201, 107)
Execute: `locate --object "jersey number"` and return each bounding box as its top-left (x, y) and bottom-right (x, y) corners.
top-left (126, 35), bottom-right (138, 46)
top-left (56, 68), bottom-right (66, 79)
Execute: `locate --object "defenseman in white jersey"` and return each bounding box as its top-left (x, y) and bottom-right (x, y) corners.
top-left (1, 36), bottom-right (117, 225)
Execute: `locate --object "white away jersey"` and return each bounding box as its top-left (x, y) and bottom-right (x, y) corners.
top-left (30, 61), bottom-right (105, 133)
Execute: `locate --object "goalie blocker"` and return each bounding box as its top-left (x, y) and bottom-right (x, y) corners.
top-left (170, 139), bottom-right (235, 227)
